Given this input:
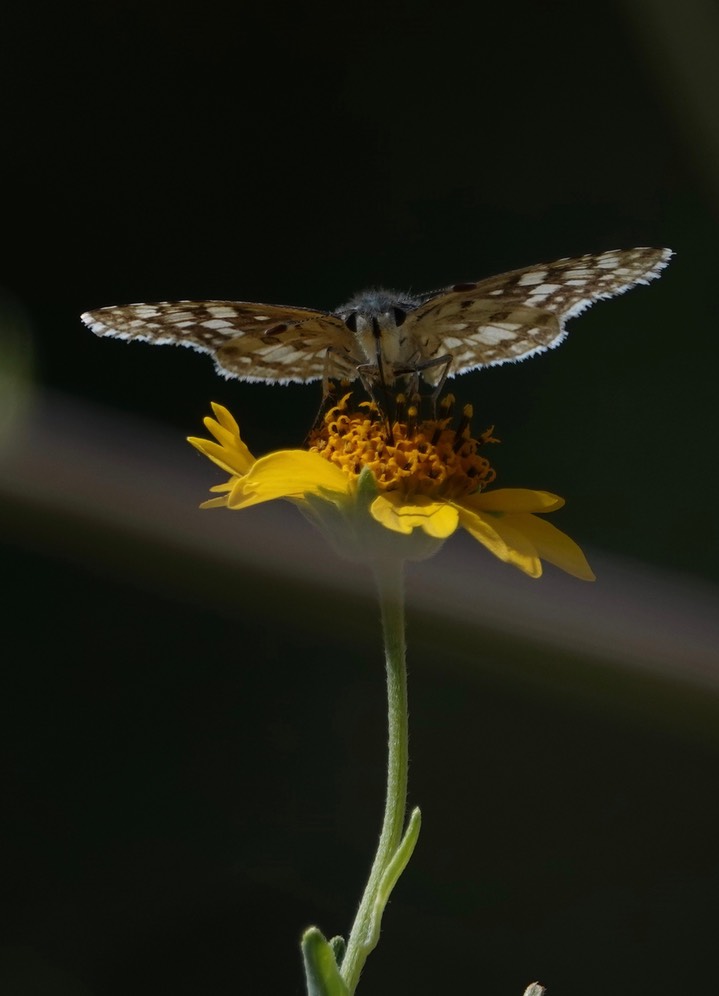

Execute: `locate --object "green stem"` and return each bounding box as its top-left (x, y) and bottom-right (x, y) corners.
top-left (340, 559), bottom-right (409, 994)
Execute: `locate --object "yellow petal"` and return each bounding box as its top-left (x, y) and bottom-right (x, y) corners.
top-left (187, 436), bottom-right (252, 477)
top-left (508, 513), bottom-right (596, 581)
top-left (199, 495), bottom-right (230, 509)
top-left (371, 493), bottom-right (459, 538)
top-left (203, 415), bottom-right (255, 466)
top-left (203, 417), bottom-right (252, 461)
top-left (466, 488), bottom-right (565, 514)
top-left (210, 402), bottom-right (241, 436)
top-left (226, 449), bottom-right (350, 508)
top-left (227, 483), bottom-right (277, 509)
top-left (457, 507), bottom-right (542, 577)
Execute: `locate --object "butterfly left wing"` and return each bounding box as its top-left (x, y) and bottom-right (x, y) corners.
top-left (81, 300), bottom-right (356, 384)
top-left (404, 247), bottom-right (672, 379)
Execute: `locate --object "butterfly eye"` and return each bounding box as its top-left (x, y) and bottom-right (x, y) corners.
top-left (392, 307), bottom-right (407, 327)
top-left (344, 312), bottom-right (359, 334)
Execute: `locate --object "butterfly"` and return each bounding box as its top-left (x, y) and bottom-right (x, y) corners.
top-left (82, 247), bottom-right (672, 397)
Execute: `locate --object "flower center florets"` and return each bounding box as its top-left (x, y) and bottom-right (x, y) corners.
top-left (307, 393), bottom-right (497, 499)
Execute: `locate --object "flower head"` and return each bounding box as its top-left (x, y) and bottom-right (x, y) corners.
top-left (188, 395), bottom-right (594, 580)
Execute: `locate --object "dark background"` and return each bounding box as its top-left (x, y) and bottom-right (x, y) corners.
top-left (2, 1), bottom-right (719, 993)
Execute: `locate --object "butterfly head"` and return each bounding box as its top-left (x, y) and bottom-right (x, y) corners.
top-left (334, 288), bottom-right (422, 367)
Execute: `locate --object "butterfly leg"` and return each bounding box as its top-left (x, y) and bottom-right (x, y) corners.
top-left (355, 362), bottom-right (397, 443)
top-left (394, 353), bottom-right (453, 416)
top-left (306, 348), bottom-right (358, 436)
top-left (425, 354), bottom-right (453, 413)
top-left (320, 346), bottom-right (365, 397)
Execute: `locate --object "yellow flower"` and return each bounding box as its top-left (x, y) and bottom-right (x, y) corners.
top-left (188, 396), bottom-right (595, 581)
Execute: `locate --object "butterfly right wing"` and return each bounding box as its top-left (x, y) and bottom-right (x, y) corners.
top-left (405, 247), bottom-right (672, 377)
top-left (81, 300), bottom-right (357, 384)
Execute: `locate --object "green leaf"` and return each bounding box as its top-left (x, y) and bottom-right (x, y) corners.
top-left (329, 935), bottom-right (346, 966)
top-left (301, 927), bottom-right (350, 996)
top-left (368, 807), bottom-right (422, 947)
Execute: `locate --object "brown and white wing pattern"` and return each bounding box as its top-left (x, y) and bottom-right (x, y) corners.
top-left (81, 300), bottom-right (355, 384)
top-left (405, 247), bottom-right (672, 376)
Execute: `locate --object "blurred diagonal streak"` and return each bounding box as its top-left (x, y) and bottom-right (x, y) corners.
top-left (620, 0), bottom-right (719, 209)
top-left (1, 392), bottom-right (718, 691)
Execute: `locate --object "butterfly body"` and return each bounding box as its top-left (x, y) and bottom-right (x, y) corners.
top-left (82, 247), bottom-right (672, 390)
top-left (331, 287), bottom-right (442, 385)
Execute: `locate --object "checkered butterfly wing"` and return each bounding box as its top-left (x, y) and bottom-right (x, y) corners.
top-left (403, 247), bottom-right (672, 382)
top-left (82, 300), bottom-right (355, 384)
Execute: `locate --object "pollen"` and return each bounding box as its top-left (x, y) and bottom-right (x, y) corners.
top-left (307, 394), bottom-right (497, 499)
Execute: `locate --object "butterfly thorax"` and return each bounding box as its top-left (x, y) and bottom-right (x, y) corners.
top-left (333, 288), bottom-right (425, 373)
